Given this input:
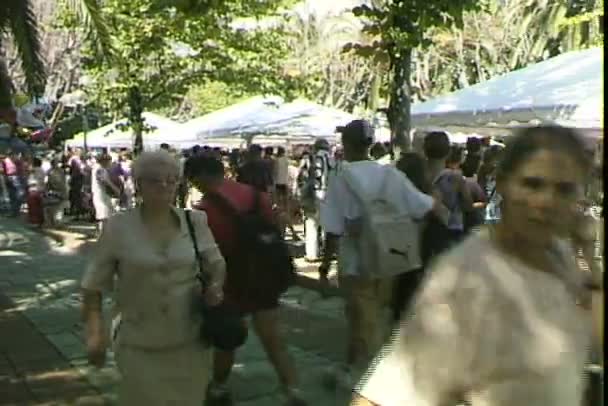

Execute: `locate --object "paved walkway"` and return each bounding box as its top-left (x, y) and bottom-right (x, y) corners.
top-left (0, 218), bottom-right (351, 405)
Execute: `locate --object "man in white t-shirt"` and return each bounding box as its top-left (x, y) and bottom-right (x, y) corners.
top-left (319, 119), bottom-right (439, 389)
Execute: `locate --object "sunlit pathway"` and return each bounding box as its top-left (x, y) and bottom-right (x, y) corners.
top-left (0, 218), bottom-right (351, 405)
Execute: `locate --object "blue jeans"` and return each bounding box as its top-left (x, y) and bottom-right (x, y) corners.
top-left (6, 175), bottom-right (25, 216)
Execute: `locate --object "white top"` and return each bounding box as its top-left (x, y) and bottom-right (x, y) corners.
top-left (376, 155), bottom-right (393, 166)
top-left (357, 230), bottom-right (591, 406)
top-left (274, 156), bottom-right (290, 185)
top-left (82, 208), bottom-right (225, 349)
top-left (288, 164), bottom-right (299, 195)
top-left (320, 161), bottom-right (433, 276)
top-left (91, 164), bottom-right (113, 220)
top-left (27, 167), bottom-right (46, 192)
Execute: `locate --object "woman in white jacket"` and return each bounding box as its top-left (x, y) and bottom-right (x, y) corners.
top-left (81, 151), bottom-right (226, 406)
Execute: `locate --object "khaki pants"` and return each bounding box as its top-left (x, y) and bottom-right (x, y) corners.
top-left (339, 275), bottom-right (394, 371)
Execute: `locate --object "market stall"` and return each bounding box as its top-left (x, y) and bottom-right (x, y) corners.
top-left (180, 97), bottom-right (357, 145)
top-left (65, 112), bottom-right (179, 149)
top-left (411, 47), bottom-right (603, 138)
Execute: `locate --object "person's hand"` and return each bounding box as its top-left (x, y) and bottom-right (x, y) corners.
top-left (203, 282), bottom-right (224, 307)
top-left (86, 329), bottom-right (107, 368)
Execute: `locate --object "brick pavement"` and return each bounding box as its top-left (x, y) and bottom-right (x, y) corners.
top-left (0, 218), bottom-right (352, 405)
top-left (0, 291), bottom-right (105, 406)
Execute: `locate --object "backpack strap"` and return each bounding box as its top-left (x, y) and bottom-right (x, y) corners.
top-left (342, 164), bottom-right (391, 216)
top-left (205, 191), bottom-right (241, 218)
top-left (184, 210), bottom-right (209, 288)
top-left (205, 189), bottom-right (260, 226)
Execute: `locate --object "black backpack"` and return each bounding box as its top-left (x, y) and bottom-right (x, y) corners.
top-left (205, 190), bottom-right (296, 298)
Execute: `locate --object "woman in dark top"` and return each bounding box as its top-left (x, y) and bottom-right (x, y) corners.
top-left (392, 152), bottom-right (432, 321)
top-left (236, 144), bottom-right (274, 193)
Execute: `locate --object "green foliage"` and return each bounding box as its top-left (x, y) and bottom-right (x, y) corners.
top-left (281, 10), bottom-right (379, 112)
top-left (0, 0), bottom-right (46, 107)
top-left (410, 0), bottom-right (604, 103)
top-left (55, 0), bottom-right (301, 150)
top-left (186, 81), bottom-right (254, 117)
top-left (560, 0), bottom-right (604, 46)
top-left (350, 0), bottom-right (485, 56)
top-left (349, 0), bottom-right (485, 150)
top-left (58, 0), bottom-right (300, 117)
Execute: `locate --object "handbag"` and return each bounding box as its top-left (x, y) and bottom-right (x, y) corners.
top-left (184, 210), bottom-right (248, 351)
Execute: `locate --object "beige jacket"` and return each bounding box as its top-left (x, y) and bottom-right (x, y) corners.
top-left (81, 208), bottom-right (225, 350)
top-left (358, 230), bottom-right (591, 406)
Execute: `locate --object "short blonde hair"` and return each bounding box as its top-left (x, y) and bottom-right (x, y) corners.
top-left (132, 150), bottom-right (180, 180)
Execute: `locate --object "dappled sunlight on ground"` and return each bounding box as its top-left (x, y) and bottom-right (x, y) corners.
top-left (0, 218), bottom-right (356, 405)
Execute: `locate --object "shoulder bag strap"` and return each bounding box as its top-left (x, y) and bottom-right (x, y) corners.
top-left (342, 166), bottom-right (367, 214)
top-left (342, 165), bottom-right (390, 216)
top-left (184, 210), bottom-right (209, 289)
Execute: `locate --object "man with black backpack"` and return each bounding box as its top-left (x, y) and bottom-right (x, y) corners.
top-left (184, 155), bottom-right (305, 406)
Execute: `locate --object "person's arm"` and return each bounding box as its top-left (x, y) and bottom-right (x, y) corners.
top-left (398, 170), bottom-right (442, 221)
top-left (457, 172), bottom-right (474, 211)
top-left (353, 260), bottom-right (481, 406)
top-left (319, 174), bottom-right (345, 271)
top-left (81, 218), bottom-right (118, 367)
top-left (350, 396), bottom-right (378, 406)
top-left (193, 210), bottom-right (227, 293)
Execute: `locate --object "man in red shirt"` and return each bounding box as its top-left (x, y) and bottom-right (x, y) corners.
top-left (185, 155), bottom-right (306, 406)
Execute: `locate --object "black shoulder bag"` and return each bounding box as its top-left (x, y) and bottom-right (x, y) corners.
top-left (184, 210), bottom-right (248, 351)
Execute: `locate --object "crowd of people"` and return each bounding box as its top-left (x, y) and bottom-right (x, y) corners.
top-left (1, 121), bottom-right (603, 406)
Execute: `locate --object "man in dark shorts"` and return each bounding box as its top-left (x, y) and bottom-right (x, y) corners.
top-left (185, 155), bottom-right (306, 406)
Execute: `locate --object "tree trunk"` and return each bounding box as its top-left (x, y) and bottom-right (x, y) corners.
top-left (0, 44), bottom-right (14, 110)
top-left (388, 47), bottom-right (412, 156)
top-left (368, 68), bottom-right (381, 113)
top-left (129, 85), bottom-right (145, 155)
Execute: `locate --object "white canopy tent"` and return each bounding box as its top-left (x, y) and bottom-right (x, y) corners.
top-left (179, 97), bottom-right (357, 145)
top-left (65, 112), bottom-right (180, 149)
top-left (230, 100), bottom-right (356, 140)
top-left (178, 96), bottom-right (285, 143)
top-left (411, 47), bottom-right (603, 137)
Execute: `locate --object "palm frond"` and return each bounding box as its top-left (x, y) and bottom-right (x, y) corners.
top-left (7, 0), bottom-right (46, 97)
top-left (0, 43), bottom-right (14, 109)
top-left (65, 0), bottom-right (114, 60)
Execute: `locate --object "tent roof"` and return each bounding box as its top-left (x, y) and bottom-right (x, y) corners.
top-left (411, 47), bottom-right (603, 134)
top-left (66, 112), bottom-right (179, 148)
top-left (180, 96), bottom-right (284, 140)
top-left (180, 97), bottom-right (356, 142)
top-left (232, 101), bottom-right (356, 139)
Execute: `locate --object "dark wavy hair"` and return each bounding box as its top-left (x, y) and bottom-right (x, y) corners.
top-left (496, 125), bottom-right (590, 184)
top-left (184, 155), bottom-right (224, 180)
top-left (396, 152), bottom-right (431, 194)
top-left (423, 131), bottom-right (451, 159)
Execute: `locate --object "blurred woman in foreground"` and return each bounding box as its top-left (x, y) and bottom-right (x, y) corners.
top-left (352, 126), bottom-right (601, 406)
